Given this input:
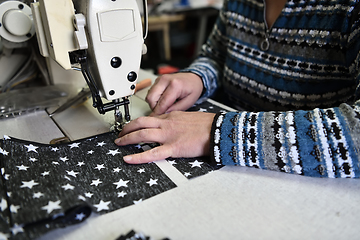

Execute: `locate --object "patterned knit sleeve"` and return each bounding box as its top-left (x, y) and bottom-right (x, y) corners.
top-left (180, 3), bottom-right (229, 103)
top-left (210, 102), bottom-right (360, 178)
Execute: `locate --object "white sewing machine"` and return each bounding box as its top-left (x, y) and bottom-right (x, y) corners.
top-left (0, 0), bottom-right (148, 129)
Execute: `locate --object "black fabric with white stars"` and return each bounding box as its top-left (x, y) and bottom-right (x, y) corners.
top-left (187, 101), bottom-right (227, 115)
top-left (167, 157), bottom-right (222, 179)
top-left (0, 100), bottom-right (228, 239)
top-left (0, 132), bottom-right (176, 239)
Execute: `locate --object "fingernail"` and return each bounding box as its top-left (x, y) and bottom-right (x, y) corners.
top-left (114, 138), bottom-right (121, 144)
top-left (123, 155), bottom-right (132, 162)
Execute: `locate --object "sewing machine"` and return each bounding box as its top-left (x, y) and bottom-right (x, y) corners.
top-left (0, 0), bottom-right (148, 130)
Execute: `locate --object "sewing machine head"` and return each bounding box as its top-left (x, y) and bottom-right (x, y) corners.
top-left (35, 0), bottom-right (148, 130)
top-left (0, 0), bottom-right (147, 130)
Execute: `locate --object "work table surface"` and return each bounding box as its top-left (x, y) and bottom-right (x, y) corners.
top-left (0, 70), bottom-right (359, 240)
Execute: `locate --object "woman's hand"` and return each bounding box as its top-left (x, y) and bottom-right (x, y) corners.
top-left (145, 72), bottom-right (204, 116)
top-left (114, 111), bottom-right (216, 164)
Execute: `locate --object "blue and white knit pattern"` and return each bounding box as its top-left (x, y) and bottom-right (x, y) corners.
top-left (185, 0), bottom-right (360, 178)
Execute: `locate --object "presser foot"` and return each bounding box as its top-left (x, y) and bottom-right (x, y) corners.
top-left (111, 108), bottom-right (130, 132)
top-left (110, 121), bottom-right (130, 133)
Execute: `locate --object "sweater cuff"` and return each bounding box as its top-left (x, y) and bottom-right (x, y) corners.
top-left (209, 111), bottom-right (226, 167)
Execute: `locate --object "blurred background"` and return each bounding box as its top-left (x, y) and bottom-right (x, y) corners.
top-left (139, 0), bottom-right (222, 74)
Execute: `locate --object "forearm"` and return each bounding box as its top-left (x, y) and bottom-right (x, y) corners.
top-left (210, 101), bottom-right (360, 178)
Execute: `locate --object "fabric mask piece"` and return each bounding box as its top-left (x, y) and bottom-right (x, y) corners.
top-left (0, 132), bottom-right (176, 239)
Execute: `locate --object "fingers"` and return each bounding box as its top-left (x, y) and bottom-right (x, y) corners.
top-left (116, 128), bottom-right (164, 146)
top-left (146, 73), bottom-right (204, 116)
top-left (145, 75), bottom-right (171, 111)
top-left (115, 115), bottom-right (173, 164)
top-left (146, 74), bottom-right (186, 116)
top-left (165, 96), bottom-right (198, 113)
top-left (123, 145), bottom-right (172, 164)
top-left (151, 90), bottom-right (179, 116)
top-left (117, 116), bottom-right (160, 138)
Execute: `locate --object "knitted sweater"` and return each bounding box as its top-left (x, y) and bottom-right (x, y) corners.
top-left (184, 0), bottom-right (360, 178)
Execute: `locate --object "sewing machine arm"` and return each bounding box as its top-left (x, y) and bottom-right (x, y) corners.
top-left (31, 0), bottom-right (148, 129)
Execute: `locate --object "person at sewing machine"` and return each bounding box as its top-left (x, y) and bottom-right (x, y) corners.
top-left (115, 0), bottom-right (360, 178)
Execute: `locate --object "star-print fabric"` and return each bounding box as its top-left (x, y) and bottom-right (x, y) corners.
top-left (0, 100), bottom-right (231, 239)
top-left (188, 100), bottom-right (228, 114)
top-left (167, 157), bottom-right (223, 179)
top-left (116, 229), bottom-right (170, 240)
top-left (0, 132), bottom-right (176, 239)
